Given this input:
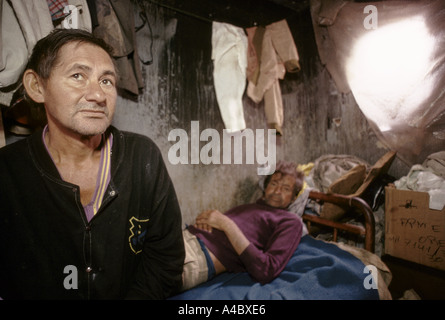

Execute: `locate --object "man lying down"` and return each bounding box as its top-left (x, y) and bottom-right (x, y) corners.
top-left (180, 160), bottom-right (305, 291)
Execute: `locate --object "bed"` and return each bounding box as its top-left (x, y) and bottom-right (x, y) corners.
top-left (303, 190), bottom-right (375, 252)
top-left (169, 189), bottom-right (392, 300)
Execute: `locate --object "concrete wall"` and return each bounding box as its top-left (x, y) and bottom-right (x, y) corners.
top-left (112, 3), bottom-right (410, 226)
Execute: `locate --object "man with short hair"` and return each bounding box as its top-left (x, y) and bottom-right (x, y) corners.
top-left (181, 161), bottom-right (305, 290)
top-left (0, 29), bottom-right (184, 300)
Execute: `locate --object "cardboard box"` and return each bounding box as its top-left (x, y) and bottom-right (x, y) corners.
top-left (385, 187), bottom-right (445, 271)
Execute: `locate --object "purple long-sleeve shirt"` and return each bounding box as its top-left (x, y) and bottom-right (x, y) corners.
top-left (187, 200), bottom-right (303, 284)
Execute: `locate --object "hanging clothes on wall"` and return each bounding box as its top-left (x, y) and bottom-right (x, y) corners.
top-left (211, 21), bottom-right (248, 133)
top-left (246, 19), bottom-right (300, 136)
top-left (0, 0), bottom-right (53, 90)
top-left (93, 0), bottom-right (143, 96)
top-left (0, 0), bottom-right (93, 141)
top-left (47, 0), bottom-right (70, 21)
top-left (54, 0), bottom-right (93, 31)
top-left (0, 0), bottom-right (92, 94)
top-left (0, 0), bottom-right (29, 90)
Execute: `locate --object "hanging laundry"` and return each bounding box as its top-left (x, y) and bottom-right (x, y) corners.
top-left (246, 19), bottom-right (300, 135)
top-left (10, 0), bottom-right (54, 56)
top-left (53, 0), bottom-right (93, 31)
top-left (93, 0), bottom-right (143, 96)
top-left (0, 0), bottom-right (53, 90)
top-left (212, 21), bottom-right (248, 133)
top-left (86, 0), bottom-right (99, 29)
top-left (47, 0), bottom-right (69, 21)
top-left (1, 0), bottom-right (95, 137)
top-left (0, 0), bottom-right (28, 88)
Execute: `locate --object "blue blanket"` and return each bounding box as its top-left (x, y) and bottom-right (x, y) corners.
top-left (170, 235), bottom-right (379, 300)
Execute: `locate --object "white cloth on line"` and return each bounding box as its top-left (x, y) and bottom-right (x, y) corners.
top-left (211, 22), bottom-right (248, 133)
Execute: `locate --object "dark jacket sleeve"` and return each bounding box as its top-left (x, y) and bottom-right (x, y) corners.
top-left (125, 139), bottom-right (185, 299)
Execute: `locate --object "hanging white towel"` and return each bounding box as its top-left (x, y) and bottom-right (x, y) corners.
top-left (211, 22), bottom-right (248, 133)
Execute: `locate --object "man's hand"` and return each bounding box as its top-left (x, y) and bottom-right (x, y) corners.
top-left (194, 209), bottom-right (250, 255)
top-left (194, 209), bottom-right (227, 233)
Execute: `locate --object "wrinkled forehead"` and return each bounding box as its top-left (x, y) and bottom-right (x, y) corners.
top-left (54, 41), bottom-right (116, 73)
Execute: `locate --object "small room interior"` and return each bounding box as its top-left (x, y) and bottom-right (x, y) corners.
top-left (1, 0), bottom-right (444, 299)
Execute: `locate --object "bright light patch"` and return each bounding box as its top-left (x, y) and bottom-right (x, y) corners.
top-left (346, 16), bottom-right (435, 132)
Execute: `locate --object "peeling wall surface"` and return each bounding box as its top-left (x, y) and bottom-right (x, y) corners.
top-left (112, 3), bottom-right (410, 225)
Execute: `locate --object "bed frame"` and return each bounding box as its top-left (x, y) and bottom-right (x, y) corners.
top-left (302, 190), bottom-right (375, 253)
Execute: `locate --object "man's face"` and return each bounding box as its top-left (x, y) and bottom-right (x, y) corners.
top-left (263, 173), bottom-right (297, 209)
top-left (40, 41), bottom-right (117, 137)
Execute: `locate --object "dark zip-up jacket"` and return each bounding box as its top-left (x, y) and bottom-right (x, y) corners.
top-left (0, 126), bottom-right (185, 299)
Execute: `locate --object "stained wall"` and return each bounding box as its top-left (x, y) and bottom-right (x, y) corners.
top-left (112, 3), bottom-right (410, 225)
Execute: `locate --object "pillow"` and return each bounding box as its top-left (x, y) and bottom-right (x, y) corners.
top-left (320, 164), bottom-right (367, 221)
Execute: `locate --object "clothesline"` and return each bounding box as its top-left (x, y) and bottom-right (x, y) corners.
top-left (148, 0), bottom-right (214, 24)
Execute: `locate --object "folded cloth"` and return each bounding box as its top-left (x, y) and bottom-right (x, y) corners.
top-left (395, 164), bottom-right (445, 210)
top-left (423, 151), bottom-right (445, 179)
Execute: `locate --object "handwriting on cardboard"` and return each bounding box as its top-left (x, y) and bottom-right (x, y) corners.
top-left (386, 217), bottom-right (445, 265)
